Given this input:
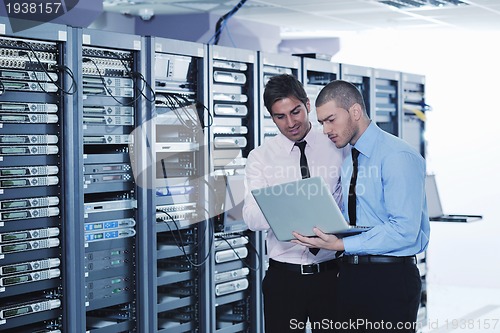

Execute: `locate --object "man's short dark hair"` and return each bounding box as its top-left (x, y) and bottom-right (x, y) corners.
top-left (316, 80), bottom-right (366, 114)
top-left (263, 74), bottom-right (308, 115)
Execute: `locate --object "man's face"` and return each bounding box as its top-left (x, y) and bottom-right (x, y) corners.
top-left (317, 100), bottom-right (357, 148)
top-left (271, 96), bottom-right (311, 142)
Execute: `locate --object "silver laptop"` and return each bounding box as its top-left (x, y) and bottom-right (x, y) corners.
top-left (425, 174), bottom-right (482, 222)
top-left (251, 176), bottom-right (372, 241)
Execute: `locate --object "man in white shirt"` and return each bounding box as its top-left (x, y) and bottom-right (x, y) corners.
top-left (243, 74), bottom-right (347, 332)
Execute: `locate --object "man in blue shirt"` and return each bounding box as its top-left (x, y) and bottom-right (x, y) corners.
top-left (293, 80), bottom-right (430, 332)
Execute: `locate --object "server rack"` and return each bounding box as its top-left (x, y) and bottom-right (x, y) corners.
top-left (0, 19), bottom-right (72, 333)
top-left (207, 45), bottom-right (263, 333)
top-left (401, 72), bottom-right (428, 330)
top-left (76, 28), bottom-right (146, 333)
top-left (254, 52), bottom-right (304, 332)
top-left (401, 73), bottom-right (426, 157)
top-left (257, 52), bottom-right (301, 144)
top-left (416, 251), bottom-right (428, 331)
top-left (373, 68), bottom-right (402, 137)
top-left (342, 64), bottom-right (428, 331)
top-left (339, 63), bottom-right (374, 118)
top-left (300, 56), bottom-right (340, 127)
top-left (144, 36), bottom-right (209, 333)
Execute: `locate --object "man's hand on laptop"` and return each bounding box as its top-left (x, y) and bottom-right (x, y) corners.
top-left (292, 227), bottom-right (344, 251)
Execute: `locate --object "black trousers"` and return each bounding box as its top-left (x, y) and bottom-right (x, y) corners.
top-left (262, 264), bottom-right (339, 332)
top-left (335, 262), bottom-right (422, 333)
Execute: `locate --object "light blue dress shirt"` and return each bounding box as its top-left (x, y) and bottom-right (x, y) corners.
top-left (342, 122), bottom-right (430, 256)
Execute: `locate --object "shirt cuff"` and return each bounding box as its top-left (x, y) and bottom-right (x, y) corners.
top-left (342, 234), bottom-right (362, 255)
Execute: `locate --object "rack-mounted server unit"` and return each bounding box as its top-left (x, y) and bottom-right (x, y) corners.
top-left (401, 72), bottom-right (427, 331)
top-left (209, 46), bottom-right (258, 179)
top-left (77, 28), bottom-right (145, 333)
top-left (299, 56), bottom-right (340, 128)
top-left (340, 63), bottom-right (374, 119)
top-left (144, 37), bottom-right (209, 333)
top-left (208, 45), bottom-right (263, 333)
top-left (401, 72), bottom-right (426, 158)
top-left (0, 19), bottom-right (71, 333)
top-left (257, 52), bottom-right (301, 144)
top-left (373, 68), bottom-right (402, 137)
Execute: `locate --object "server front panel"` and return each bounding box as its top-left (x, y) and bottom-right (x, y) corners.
top-left (340, 63), bottom-right (374, 119)
top-left (301, 57), bottom-right (340, 128)
top-left (0, 27), bottom-right (66, 332)
top-left (257, 52), bottom-right (301, 144)
top-left (402, 73), bottom-right (427, 157)
top-left (80, 30), bottom-right (143, 333)
top-left (374, 69), bottom-right (402, 137)
top-left (209, 45), bottom-right (263, 333)
top-left (151, 37), bottom-right (207, 333)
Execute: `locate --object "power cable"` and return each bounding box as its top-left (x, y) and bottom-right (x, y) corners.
top-left (213, 0), bottom-right (248, 45)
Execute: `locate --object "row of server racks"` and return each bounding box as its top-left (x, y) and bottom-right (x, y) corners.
top-left (0, 17), bottom-right (427, 333)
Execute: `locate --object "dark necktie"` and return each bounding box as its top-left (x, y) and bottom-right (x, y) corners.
top-left (295, 141), bottom-right (319, 255)
top-left (294, 141), bottom-right (310, 179)
top-left (348, 148), bottom-right (360, 226)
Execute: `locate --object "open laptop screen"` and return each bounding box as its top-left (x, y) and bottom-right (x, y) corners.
top-left (425, 174), bottom-right (443, 218)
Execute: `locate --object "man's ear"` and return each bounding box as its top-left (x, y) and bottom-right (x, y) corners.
top-left (351, 103), bottom-right (362, 120)
top-left (306, 99), bottom-right (311, 114)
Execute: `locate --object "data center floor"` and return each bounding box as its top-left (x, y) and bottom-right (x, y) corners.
top-left (422, 284), bottom-right (500, 333)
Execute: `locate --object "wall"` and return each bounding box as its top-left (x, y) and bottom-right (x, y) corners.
top-left (89, 11), bottom-right (136, 35)
top-left (331, 29), bottom-right (500, 289)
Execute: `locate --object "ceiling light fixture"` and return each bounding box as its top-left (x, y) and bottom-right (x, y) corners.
top-left (377, 0), bottom-right (468, 9)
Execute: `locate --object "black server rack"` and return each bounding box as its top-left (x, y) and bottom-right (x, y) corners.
top-left (416, 251), bottom-right (427, 331)
top-left (144, 36), bottom-right (209, 333)
top-left (76, 28), bottom-right (145, 333)
top-left (401, 72), bottom-right (428, 331)
top-left (208, 45), bottom-right (263, 333)
top-left (0, 19), bottom-right (72, 333)
top-left (373, 68), bottom-right (402, 137)
top-left (339, 63), bottom-right (374, 118)
top-left (401, 73), bottom-right (426, 157)
top-left (257, 52), bottom-right (301, 144)
top-left (300, 56), bottom-right (340, 127)
top-left (254, 52), bottom-right (304, 333)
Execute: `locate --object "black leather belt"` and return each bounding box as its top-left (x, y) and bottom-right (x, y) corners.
top-left (339, 255), bottom-right (417, 265)
top-left (269, 258), bottom-right (339, 275)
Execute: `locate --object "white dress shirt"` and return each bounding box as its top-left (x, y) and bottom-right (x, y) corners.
top-left (243, 125), bottom-right (348, 264)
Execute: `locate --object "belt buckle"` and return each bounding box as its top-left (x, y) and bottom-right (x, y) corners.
top-left (353, 255), bottom-right (359, 265)
top-left (301, 263), bottom-right (319, 275)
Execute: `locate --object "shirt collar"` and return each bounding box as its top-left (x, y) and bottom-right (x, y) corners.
top-left (276, 122), bottom-right (316, 154)
top-left (352, 121), bottom-right (380, 158)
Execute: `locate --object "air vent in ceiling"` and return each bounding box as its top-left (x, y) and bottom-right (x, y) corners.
top-left (378, 0), bottom-right (469, 9)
